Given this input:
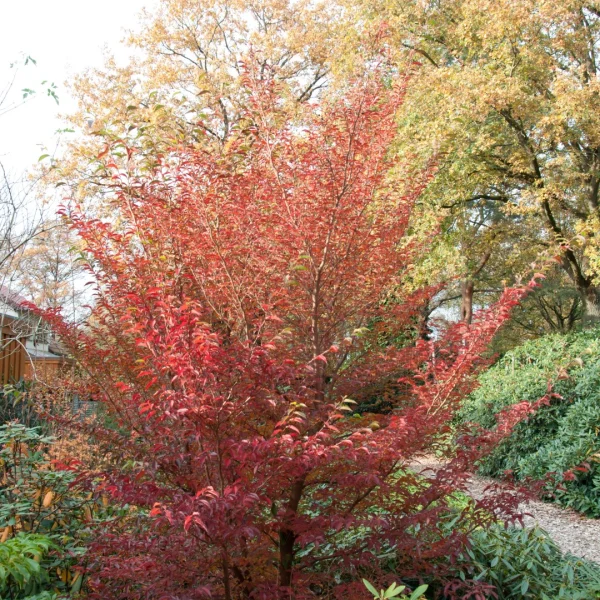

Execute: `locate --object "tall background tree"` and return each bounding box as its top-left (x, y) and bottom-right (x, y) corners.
top-left (0, 55), bottom-right (59, 324)
top-left (348, 0), bottom-right (600, 327)
top-left (9, 221), bottom-right (86, 315)
top-left (54, 0), bottom-right (343, 210)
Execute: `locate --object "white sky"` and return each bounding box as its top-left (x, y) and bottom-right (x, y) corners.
top-left (0, 0), bottom-right (155, 175)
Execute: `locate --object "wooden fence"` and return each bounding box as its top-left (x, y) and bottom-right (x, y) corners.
top-left (0, 324), bottom-right (26, 385)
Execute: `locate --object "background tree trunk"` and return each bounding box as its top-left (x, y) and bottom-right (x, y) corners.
top-left (461, 280), bottom-right (474, 324)
top-left (581, 284), bottom-right (600, 325)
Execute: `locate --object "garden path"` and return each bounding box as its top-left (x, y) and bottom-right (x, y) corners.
top-left (411, 457), bottom-right (600, 564)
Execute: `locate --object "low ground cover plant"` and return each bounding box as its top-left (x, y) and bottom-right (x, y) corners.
top-left (455, 525), bottom-right (600, 600)
top-left (332, 485), bottom-right (600, 599)
top-left (358, 473), bottom-right (600, 599)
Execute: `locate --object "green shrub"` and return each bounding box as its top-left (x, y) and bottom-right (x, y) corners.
top-left (458, 329), bottom-right (600, 516)
top-left (456, 525), bottom-right (600, 599)
top-left (0, 382), bottom-right (45, 430)
top-left (0, 534), bottom-right (55, 598)
top-left (517, 387), bottom-right (600, 515)
top-left (363, 579), bottom-right (428, 599)
top-left (0, 422), bottom-right (114, 598)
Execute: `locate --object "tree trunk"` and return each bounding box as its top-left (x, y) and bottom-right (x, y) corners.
top-left (460, 251), bottom-right (490, 325)
top-left (418, 301), bottom-right (433, 340)
top-left (278, 477), bottom-right (305, 596)
top-left (222, 553), bottom-right (233, 600)
top-left (581, 284), bottom-right (600, 326)
top-left (278, 528), bottom-right (296, 591)
top-left (461, 280), bottom-right (474, 324)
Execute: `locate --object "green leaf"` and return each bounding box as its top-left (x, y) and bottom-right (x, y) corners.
top-left (363, 579), bottom-right (380, 598)
top-left (409, 584), bottom-right (428, 599)
top-left (384, 582), bottom-right (405, 598)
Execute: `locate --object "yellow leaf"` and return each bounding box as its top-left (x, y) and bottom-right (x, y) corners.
top-left (42, 491), bottom-right (55, 508)
top-left (0, 526), bottom-right (10, 543)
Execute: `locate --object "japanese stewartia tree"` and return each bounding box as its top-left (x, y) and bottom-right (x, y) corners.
top-left (43, 66), bottom-right (534, 599)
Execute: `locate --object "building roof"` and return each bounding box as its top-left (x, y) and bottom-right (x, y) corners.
top-left (48, 338), bottom-right (69, 358)
top-left (0, 284), bottom-right (31, 310)
top-left (26, 347), bottom-right (62, 360)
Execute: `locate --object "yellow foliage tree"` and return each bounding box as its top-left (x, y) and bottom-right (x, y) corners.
top-left (350, 0), bottom-right (600, 323)
top-left (56, 0), bottom-right (342, 202)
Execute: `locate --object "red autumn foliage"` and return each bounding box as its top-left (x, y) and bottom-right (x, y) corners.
top-left (44, 66), bottom-right (536, 599)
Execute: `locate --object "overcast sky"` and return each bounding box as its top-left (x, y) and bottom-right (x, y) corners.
top-left (0, 0), bottom-right (154, 175)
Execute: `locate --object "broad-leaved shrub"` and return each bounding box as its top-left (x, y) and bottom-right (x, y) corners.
top-left (459, 330), bottom-right (600, 515)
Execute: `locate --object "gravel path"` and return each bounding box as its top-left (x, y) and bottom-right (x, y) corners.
top-left (411, 457), bottom-right (600, 564)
